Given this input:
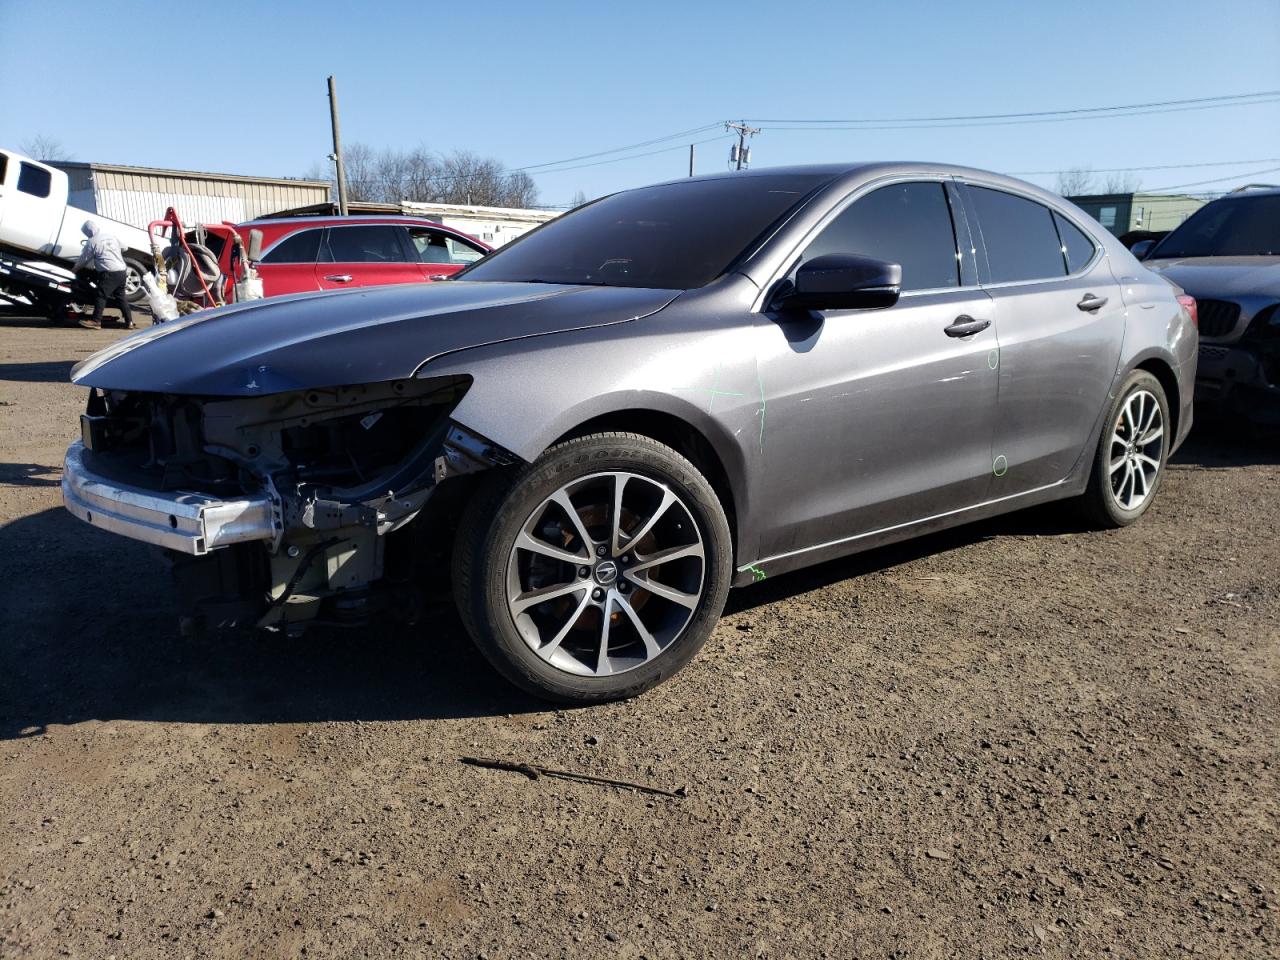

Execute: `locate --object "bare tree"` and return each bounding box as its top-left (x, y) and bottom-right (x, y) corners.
top-left (20, 134), bottom-right (68, 162)
top-left (568, 189), bottom-right (589, 209)
top-left (341, 143), bottom-right (382, 202)
top-left (307, 144), bottom-right (540, 208)
top-left (1055, 167), bottom-right (1097, 196)
top-left (1102, 172), bottom-right (1141, 194)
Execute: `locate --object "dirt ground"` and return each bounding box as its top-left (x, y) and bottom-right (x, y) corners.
top-left (0, 312), bottom-right (1276, 960)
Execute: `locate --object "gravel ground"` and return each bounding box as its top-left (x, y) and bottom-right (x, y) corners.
top-left (1, 314), bottom-right (1277, 959)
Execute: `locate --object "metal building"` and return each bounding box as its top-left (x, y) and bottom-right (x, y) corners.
top-left (400, 201), bottom-right (560, 247)
top-left (1067, 191), bottom-right (1206, 238)
top-left (51, 161), bottom-right (331, 229)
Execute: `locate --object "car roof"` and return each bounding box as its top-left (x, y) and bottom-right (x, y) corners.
top-left (239, 215), bottom-right (457, 228)
top-left (646, 161), bottom-right (1076, 205)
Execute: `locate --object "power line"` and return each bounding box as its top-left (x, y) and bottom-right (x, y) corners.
top-left (748, 90), bottom-right (1280, 125)
top-left (341, 135), bottom-right (734, 191)
top-left (517, 135), bottom-right (731, 176)
top-left (756, 98), bottom-right (1280, 132)
top-left (517, 123), bottom-right (724, 171)
top-left (1011, 157), bottom-right (1280, 175)
top-left (1147, 166), bottom-right (1280, 192)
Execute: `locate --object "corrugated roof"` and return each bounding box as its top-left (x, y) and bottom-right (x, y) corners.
top-left (51, 160), bottom-right (328, 189)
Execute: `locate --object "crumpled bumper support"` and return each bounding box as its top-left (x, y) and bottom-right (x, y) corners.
top-left (61, 440), bottom-right (276, 555)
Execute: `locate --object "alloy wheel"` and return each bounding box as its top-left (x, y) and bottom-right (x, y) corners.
top-left (124, 265), bottom-right (144, 298)
top-left (504, 471), bottom-right (706, 677)
top-left (1108, 388), bottom-right (1164, 511)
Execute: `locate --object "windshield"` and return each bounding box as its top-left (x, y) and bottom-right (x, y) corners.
top-left (1152, 194), bottom-right (1280, 258)
top-left (456, 173), bottom-right (830, 289)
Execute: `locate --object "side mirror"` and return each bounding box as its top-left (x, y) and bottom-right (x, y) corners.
top-left (247, 228), bottom-right (264, 262)
top-left (1129, 239), bottom-right (1155, 260)
top-left (778, 254), bottom-right (902, 312)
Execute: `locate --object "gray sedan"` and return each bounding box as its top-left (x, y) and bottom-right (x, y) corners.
top-left (62, 163), bottom-right (1198, 703)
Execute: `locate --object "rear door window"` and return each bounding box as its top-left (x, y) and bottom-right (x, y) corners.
top-left (260, 228), bottom-right (322, 264)
top-left (1053, 213), bottom-right (1097, 274)
top-left (17, 162), bottom-right (52, 198)
top-left (799, 181), bottom-right (959, 292)
top-left (969, 186), bottom-right (1067, 283)
top-left (320, 225), bottom-right (412, 263)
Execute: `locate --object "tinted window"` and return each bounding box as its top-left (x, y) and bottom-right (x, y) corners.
top-left (17, 162), bottom-right (51, 198)
top-left (800, 182), bottom-right (959, 291)
top-left (1054, 213), bottom-right (1097, 273)
top-left (1151, 195), bottom-right (1280, 257)
top-left (0, 154), bottom-right (7, 185)
top-left (408, 227), bottom-right (485, 265)
top-left (970, 186), bottom-right (1067, 283)
top-left (321, 225), bottom-right (409, 263)
top-left (457, 173), bottom-right (829, 289)
top-left (260, 228), bottom-right (321, 264)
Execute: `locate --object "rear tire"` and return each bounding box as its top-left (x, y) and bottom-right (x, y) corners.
top-left (1079, 370), bottom-right (1170, 528)
top-left (452, 432), bottom-right (733, 704)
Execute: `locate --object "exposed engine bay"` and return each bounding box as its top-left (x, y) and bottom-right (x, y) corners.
top-left (76, 376), bottom-right (517, 634)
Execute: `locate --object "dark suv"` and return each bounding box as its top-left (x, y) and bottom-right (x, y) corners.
top-left (1136, 187), bottom-right (1280, 424)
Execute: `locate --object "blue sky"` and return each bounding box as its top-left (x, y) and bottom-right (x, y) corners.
top-left (2, 0), bottom-right (1278, 207)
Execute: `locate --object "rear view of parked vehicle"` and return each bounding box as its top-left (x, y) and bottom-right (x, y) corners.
top-left (61, 163), bottom-right (1197, 703)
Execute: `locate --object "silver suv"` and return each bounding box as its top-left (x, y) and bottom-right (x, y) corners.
top-left (1136, 187), bottom-right (1280, 425)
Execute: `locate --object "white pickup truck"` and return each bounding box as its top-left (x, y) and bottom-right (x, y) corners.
top-left (0, 147), bottom-right (153, 302)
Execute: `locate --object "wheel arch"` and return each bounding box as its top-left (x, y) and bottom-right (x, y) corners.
top-left (550, 407), bottom-right (742, 560)
top-left (1130, 354), bottom-right (1181, 442)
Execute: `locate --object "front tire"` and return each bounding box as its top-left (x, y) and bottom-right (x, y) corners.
top-left (123, 258), bottom-right (150, 304)
top-left (1080, 370), bottom-right (1170, 528)
top-left (453, 432), bottom-right (733, 704)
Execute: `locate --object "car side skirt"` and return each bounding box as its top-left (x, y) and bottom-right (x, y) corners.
top-left (731, 472), bottom-right (1086, 587)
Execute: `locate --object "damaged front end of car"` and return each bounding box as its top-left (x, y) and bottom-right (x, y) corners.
top-left (62, 375), bottom-right (519, 634)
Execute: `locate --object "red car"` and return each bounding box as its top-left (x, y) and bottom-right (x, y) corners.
top-left (201, 216), bottom-right (491, 301)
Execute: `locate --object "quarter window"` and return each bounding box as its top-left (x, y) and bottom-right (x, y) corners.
top-left (260, 228), bottom-right (322, 264)
top-left (800, 182), bottom-right (959, 292)
top-left (17, 162), bottom-right (52, 198)
top-left (1053, 212), bottom-right (1096, 274)
top-left (970, 186), bottom-right (1067, 283)
top-left (320, 225), bottom-right (409, 263)
top-left (408, 227), bottom-right (486, 265)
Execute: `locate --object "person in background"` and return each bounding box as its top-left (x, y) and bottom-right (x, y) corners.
top-left (73, 220), bottom-right (135, 330)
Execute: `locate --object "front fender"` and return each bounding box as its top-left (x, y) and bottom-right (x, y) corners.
top-left (416, 312), bottom-right (763, 556)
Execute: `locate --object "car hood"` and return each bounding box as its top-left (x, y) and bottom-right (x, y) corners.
top-left (1144, 256), bottom-right (1280, 299)
top-left (72, 281), bottom-right (680, 396)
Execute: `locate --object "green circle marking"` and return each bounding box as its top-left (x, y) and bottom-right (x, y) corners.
top-left (993, 455), bottom-right (1008, 477)
top-left (987, 348), bottom-right (999, 370)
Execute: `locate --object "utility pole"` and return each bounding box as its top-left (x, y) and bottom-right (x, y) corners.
top-left (327, 75), bottom-right (349, 216)
top-left (689, 143), bottom-right (696, 177)
top-left (725, 121), bottom-right (760, 171)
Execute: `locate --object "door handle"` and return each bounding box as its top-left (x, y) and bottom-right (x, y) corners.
top-left (944, 315), bottom-right (991, 338)
top-left (1077, 293), bottom-right (1108, 311)
top-left (324, 274), bottom-right (353, 283)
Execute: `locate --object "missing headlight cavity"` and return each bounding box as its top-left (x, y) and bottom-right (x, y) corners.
top-left (200, 376), bottom-right (472, 488)
top-left (282, 403), bottom-right (442, 488)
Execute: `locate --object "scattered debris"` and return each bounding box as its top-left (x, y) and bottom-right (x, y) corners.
top-left (460, 756), bottom-right (685, 798)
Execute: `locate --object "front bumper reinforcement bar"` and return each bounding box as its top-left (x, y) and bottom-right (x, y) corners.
top-left (61, 440), bottom-right (275, 555)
